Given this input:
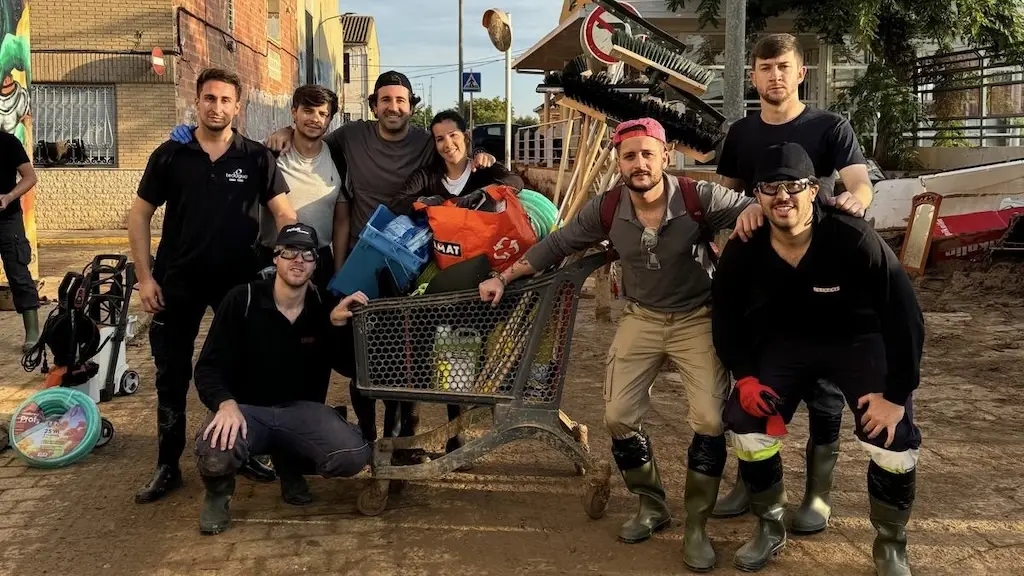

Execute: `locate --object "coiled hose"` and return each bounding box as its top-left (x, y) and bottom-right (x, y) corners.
top-left (517, 190), bottom-right (559, 240)
top-left (8, 388), bottom-right (103, 468)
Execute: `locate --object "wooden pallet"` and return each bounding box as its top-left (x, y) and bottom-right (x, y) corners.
top-left (609, 45), bottom-right (708, 97)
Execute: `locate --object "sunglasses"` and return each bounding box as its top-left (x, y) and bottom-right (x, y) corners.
top-left (275, 248), bottom-right (317, 263)
top-left (641, 227), bottom-right (660, 271)
top-left (754, 178), bottom-right (812, 196)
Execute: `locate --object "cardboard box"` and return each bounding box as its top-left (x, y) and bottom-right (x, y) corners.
top-left (931, 206), bottom-right (1024, 262)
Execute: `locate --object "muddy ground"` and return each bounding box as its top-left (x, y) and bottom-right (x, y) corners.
top-left (1, 245), bottom-right (1023, 576)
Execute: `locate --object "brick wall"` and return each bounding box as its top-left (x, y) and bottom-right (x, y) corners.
top-left (117, 84), bottom-right (178, 169)
top-left (34, 170), bottom-right (163, 230)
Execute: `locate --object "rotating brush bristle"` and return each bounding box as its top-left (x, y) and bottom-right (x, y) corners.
top-left (611, 30), bottom-right (714, 87)
top-left (559, 75), bottom-right (724, 153)
top-left (564, 54), bottom-right (590, 79)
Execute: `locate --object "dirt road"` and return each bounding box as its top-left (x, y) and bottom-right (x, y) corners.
top-left (2, 246), bottom-right (1023, 575)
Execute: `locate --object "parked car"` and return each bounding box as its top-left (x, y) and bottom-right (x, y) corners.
top-left (472, 122), bottom-right (522, 165)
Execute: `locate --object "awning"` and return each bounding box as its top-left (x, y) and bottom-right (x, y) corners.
top-left (512, 7), bottom-right (587, 74)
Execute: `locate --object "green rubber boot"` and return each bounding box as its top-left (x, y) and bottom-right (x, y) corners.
top-left (682, 470), bottom-right (722, 572)
top-left (21, 309), bottom-right (39, 354)
top-left (733, 480), bottom-right (787, 572)
top-left (791, 440), bottom-right (840, 534)
top-left (199, 475), bottom-right (235, 535)
top-left (711, 473), bottom-right (750, 518)
top-left (618, 455), bottom-right (672, 543)
top-left (870, 497), bottom-right (913, 576)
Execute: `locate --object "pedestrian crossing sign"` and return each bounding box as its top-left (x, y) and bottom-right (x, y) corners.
top-left (462, 72), bottom-right (482, 93)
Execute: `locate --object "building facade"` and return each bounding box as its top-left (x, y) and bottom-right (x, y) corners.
top-left (340, 14), bottom-right (378, 123)
top-left (28, 0), bottom-right (343, 230)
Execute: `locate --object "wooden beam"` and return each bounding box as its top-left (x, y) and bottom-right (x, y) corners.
top-left (609, 45), bottom-right (709, 97)
top-left (552, 111), bottom-right (575, 206)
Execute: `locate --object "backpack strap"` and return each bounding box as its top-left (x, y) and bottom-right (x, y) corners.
top-left (678, 176), bottom-right (720, 264)
top-left (600, 187), bottom-right (623, 261)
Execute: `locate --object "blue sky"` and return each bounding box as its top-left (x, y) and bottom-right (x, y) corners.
top-left (339, 0), bottom-right (562, 117)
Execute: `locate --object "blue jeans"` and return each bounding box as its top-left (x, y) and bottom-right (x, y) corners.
top-left (195, 401), bottom-right (371, 478)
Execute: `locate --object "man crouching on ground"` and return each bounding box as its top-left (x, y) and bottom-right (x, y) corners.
top-left (192, 222), bottom-right (371, 535)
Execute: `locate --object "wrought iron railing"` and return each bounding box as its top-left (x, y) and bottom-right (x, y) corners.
top-left (30, 84), bottom-right (117, 167)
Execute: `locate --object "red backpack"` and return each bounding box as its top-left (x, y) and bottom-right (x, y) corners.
top-left (599, 176), bottom-right (719, 265)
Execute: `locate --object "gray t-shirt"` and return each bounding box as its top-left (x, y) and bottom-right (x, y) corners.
top-left (324, 120), bottom-right (434, 247)
top-left (259, 145), bottom-right (344, 248)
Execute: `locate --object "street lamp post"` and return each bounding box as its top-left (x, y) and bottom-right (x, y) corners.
top-left (483, 8), bottom-right (513, 164)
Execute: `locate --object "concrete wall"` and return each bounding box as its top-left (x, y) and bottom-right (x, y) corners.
top-left (917, 147), bottom-right (1024, 171)
top-left (34, 170), bottom-right (163, 231)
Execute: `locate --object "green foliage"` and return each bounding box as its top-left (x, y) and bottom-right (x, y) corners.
top-left (514, 115), bottom-right (539, 126)
top-left (410, 105), bottom-right (435, 130)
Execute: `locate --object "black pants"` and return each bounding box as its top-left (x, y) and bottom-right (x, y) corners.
top-left (194, 401), bottom-right (371, 478)
top-left (256, 244), bottom-right (335, 293)
top-left (724, 333), bottom-right (922, 454)
top-left (0, 214), bottom-right (39, 312)
top-left (149, 287), bottom-right (230, 467)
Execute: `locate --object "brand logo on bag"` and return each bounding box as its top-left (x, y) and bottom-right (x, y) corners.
top-left (434, 240), bottom-right (462, 256)
top-left (493, 237), bottom-right (520, 261)
top-left (226, 168), bottom-right (248, 183)
top-left (812, 285), bottom-right (840, 293)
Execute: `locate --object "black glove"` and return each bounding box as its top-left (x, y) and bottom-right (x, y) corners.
top-left (454, 189), bottom-right (488, 209)
top-left (416, 195), bottom-right (447, 207)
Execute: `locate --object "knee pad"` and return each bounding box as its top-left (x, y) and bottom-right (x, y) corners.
top-left (731, 432), bottom-right (781, 463)
top-left (859, 440), bottom-right (919, 474)
top-left (687, 433), bottom-right (726, 477)
top-left (868, 461), bottom-right (916, 510)
top-left (808, 408), bottom-right (843, 445)
top-left (198, 447), bottom-right (241, 477)
top-left (611, 432), bottom-right (653, 471)
top-left (738, 453), bottom-right (783, 494)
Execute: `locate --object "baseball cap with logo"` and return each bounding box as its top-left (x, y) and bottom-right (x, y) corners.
top-left (612, 118), bottom-right (667, 147)
top-left (275, 223), bottom-right (319, 251)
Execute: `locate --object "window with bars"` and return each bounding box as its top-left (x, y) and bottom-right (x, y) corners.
top-left (30, 84), bottom-right (117, 167)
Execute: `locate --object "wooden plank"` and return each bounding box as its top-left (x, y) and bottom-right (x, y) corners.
top-left (553, 111), bottom-right (575, 206)
top-left (675, 143), bottom-right (716, 163)
top-left (610, 45), bottom-right (708, 97)
top-left (557, 96), bottom-right (608, 123)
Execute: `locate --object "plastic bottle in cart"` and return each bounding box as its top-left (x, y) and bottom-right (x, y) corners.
top-left (434, 325), bottom-right (482, 391)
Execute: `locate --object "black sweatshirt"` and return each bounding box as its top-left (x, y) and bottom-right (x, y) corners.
top-left (194, 278), bottom-right (346, 412)
top-left (711, 205), bottom-right (925, 405)
top-left (388, 162), bottom-right (524, 215)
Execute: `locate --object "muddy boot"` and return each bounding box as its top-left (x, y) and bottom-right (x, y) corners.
top-left (791, 440), bottom-right (840, 534)
top-left (280, 472), bottom-right (313, 506)
top-left (682, 470), bottom-right (721, 573)
top-left (21, 309), bottom-right (39, 354)
top-left (733, 480), bottom-right (787, 572)
top-left (712, 473), bottom-right (750, 518)
top-left (199, 475), bottom-right (235, 535)
top-left (239, 455), bottom-right (277, 483)
top-left (135, 464), bottom-right (183, 504)
top-left (870, 498), bottom-right (913, 576)
top-left (613, 434), bottom-right (672, 544)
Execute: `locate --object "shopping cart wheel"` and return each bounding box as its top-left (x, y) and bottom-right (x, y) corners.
top-left (583, 480), bottom-right (611, 520)
top-left (119, 371), bottom-right (141, 395)
top-left (95, 419), bottom-right (115, 449)
top-left (357, 480), bottom-right (389, 516)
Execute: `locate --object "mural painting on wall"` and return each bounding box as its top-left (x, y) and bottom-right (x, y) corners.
top-left (1, 0), bottom-right (38, 281)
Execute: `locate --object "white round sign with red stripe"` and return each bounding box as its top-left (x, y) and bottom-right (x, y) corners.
top-left (580, 2), bottom-right (641, 65)
top-left (152, 47), bottom-right (165, 76)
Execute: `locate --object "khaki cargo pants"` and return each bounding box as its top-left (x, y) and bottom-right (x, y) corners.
top-left (604, 302), bottom-right (730, 439)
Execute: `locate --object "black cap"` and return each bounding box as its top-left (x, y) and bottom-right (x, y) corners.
top-left (374, 70), bottom-right (413, 96)
top-left (275, 223), bottom-right (318, 250)
top-left (752, 142), bottom-right (816, 188)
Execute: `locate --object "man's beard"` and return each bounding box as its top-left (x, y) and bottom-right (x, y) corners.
top-left (625, 171), bottom-right (659, 193)
top-left (758, 86), bottom-right (791, 106)
top-left (280, 270), bottom-right (312, 288)
top-left (200, 118), bottom-right (231, 133)
top-left (380, 113), bottom-right (409, 134)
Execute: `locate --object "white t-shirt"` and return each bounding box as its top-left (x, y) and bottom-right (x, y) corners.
top-left (260, 144), bottom-right (344, 248)
top-left (442, 162), bottom-right (473, 196)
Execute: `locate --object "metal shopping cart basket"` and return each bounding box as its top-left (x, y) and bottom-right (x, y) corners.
top-left (351, 251), bottom-right (613, 518)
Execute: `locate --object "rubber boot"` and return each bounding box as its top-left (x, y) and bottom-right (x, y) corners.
top-left (135, 464), bottom-right (183, 504)
top-left (280, 472), bottom-right (313, 506)
top-left (712, 473), bottom-right (750, 518)
top-left (21, 309), bottom-right (39, 354)
top-left (199, 475), bottom-right (235, 535)
top-left (733, 480), bottom-right (788, 572)
top-left (870, 498), bottom-right (913, 576)
top-left (618, 455), bottom-right (673, 543)
top-left (239, 455), bottom-right (277, 483)
top-left (791, 440), bottom-right (840, 534)
top-left (682, 470), bottom-right (722, 572)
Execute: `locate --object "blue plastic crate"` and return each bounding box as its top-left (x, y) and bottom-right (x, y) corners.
top-left (328, 240), bottom-right (388, 299)
top-left (361, 205), bottom-right (431, 277)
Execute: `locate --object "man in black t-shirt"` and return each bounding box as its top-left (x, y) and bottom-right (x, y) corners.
top-left (711, 34), bottom-right (876, 533)
top-left (128, 68), bottom-right (296, 505)
top-left (0, 130), bottom-right (40, 353)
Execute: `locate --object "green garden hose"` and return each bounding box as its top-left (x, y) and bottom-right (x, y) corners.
top-left (517, 190), bottom-right (559, 240)
top-left (8, 388), bottom-right (103, 468)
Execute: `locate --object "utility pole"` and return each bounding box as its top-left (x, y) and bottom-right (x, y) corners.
top-left (430, 76), bottom-right (434, 113)
top-left (458, 0), bottom-right (465, 112)
top-left (724, 0), bottom-right (746, 123)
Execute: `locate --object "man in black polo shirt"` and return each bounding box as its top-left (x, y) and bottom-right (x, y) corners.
top-left (193, 223), bottom-right (371, 535)
top-left (711, 143), bottom-right (923, 575)
top-left (128, 68), bottom-right (297, 504)
top-left (712, 33), bottom-right (877, 529)
top-left (0, 130), bottom-right (40, 352)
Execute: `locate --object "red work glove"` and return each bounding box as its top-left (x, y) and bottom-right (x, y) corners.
top-left (735, 376), bottom-right (788, 437)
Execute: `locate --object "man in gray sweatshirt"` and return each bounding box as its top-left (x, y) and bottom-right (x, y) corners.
top-left (478, 118), bottom-right (760, 572)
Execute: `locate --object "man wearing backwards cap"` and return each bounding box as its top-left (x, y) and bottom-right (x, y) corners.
top-left (264, 71), bottom-right (496, 449)
top-left (192, 222), bottom-right (372, 536)
top-left (478, 117), bottom-right (761, 572)
top-left (711, 142), bottom-right (924, 575)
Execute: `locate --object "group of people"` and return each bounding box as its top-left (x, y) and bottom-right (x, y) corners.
top-left (114, 30), bottom-right (921, 576)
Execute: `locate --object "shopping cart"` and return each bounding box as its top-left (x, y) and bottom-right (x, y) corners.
top-left (351, 251), bottom-right (613, 518)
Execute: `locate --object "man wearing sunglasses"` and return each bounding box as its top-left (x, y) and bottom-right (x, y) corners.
top-left (711, 33), bottom-right (875, 530)
top-left (192, 222), bottom-right (371, 535)
top-left (711, 143), bottom-right (923, 575)
top-left (478, 118), bottom-right (760, 572)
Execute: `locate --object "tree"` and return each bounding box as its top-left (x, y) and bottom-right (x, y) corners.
top-left (666, 0), bottom-right (1024, 168)
top-left (514, 115), bottom-right (539, 126)
top-left (410, 105), bottom-right (435, 130)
